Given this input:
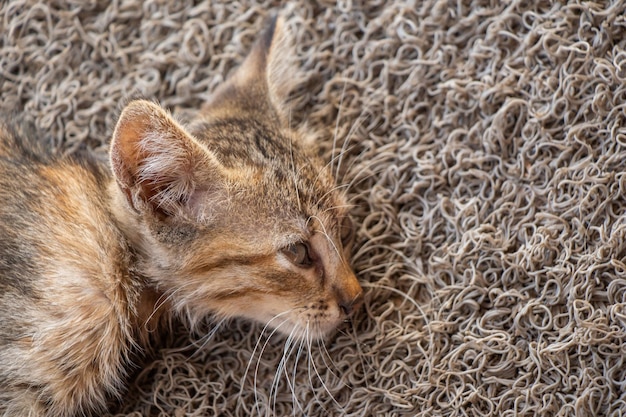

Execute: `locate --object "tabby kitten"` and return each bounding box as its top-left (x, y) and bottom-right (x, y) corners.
top-left (0, 15), bottom-right (362, 417)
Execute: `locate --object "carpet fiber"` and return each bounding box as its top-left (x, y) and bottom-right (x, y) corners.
top-left (2, 0), bottom-right (626, 416)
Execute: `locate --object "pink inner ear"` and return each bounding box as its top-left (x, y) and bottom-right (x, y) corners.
top-left (110, 100), bottom-right (226, 218)
top-left (110, 101), bottom-right (195, 213)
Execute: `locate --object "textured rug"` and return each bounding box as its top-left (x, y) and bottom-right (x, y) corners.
top-left (2, 0), bottom-right (626, 416)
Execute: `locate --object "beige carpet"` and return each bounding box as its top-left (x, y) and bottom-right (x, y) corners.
top-left (2, 0), bottom-right (626, 415)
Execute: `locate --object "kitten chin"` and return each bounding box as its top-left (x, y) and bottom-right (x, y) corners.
top-left (0, 11), bottom-right (361, 417)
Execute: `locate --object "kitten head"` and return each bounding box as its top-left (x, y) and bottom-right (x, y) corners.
top-left (109, 15), bottom-right (362, 340)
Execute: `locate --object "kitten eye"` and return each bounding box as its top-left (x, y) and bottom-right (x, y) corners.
top-left (340, 216), bottom-right (354, 246)
top-left (282, 242), bottom-right (313, 267)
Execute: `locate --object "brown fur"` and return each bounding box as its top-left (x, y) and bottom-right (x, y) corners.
top-left (0, 14), bottom-right (361, 417)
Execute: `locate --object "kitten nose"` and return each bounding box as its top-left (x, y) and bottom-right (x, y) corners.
top-left (338, 290), bottom-right (363, 316)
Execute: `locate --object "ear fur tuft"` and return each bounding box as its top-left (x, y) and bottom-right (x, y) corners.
top-left (110, 100), bottom-right (223, 217)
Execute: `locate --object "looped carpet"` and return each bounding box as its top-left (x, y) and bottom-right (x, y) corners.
top-left (1, 0), bottom-right (626, 415)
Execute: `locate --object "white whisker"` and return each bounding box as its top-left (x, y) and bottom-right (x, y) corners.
top-left (315, 182), bottom-right (351, 207)
top-left (330, 80), bottom-right (348, 179)
top-left (289, 135), bottom-right (302, 212)
top-left (254, 315), bottom-right (293, 417)
top-left (291, 336), bottom-right (307, 416)
top-left (239, 310), bottom-right (294, 407)
top-left (271, 325), bottom-right (298, 415)
top-left (316, 337), bottom-right (345, 387)
top-left (186, 317), bottom-right (227, 360)
top-left (308, 214), bottom-right (344, 265)
top-left (361, 282), bottom-right (432, 334)
top-left (304, 323), bottom-right (328, 413)
top-left (348, 318), bottom-right (374, 383)
top-left (332, 96), bottom-right (375, 186)
top-left (306, 323), bottom-right (342, 411)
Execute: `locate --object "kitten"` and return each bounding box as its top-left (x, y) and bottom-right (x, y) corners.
top-left (0, 15), bottom-right (362, 417)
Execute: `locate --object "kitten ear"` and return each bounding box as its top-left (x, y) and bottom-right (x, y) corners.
top-left (204, 13), bottom-right (299, 123)
top-left (240, 14), bottom-right (296, 109)
top-left (110, 100), bottom-right (224, 217)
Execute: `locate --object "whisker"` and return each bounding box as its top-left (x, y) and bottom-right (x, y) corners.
top-left (351, 238), bottom-right (409, 262)
top-left (306, 326), bottom-right (344, 411)
top-left (334, 112), bottom-right (368, 184)
top-left (349, 317), bottom-right (374, 381)
top-left (315, 182), bottom-right (351, 207)
top-left (291, 336), bottom-right (307, 416)
top-left (186, 317), bottom-right (227, 360)
top-left (332, 97), bottom-right (378, 187)
top-left (360, 282), bottom-right (436, 384)
top-left (352, 241), bottom-right (421, 266)
top-left (254, 316), bottom-right (293, 417)
top-left (311, 99), bottom-right (372, 191)
top-left (143, 282), bottom-right (195, 329)
top-left (239, 310), bottom-right (294, 406)
top-left (270, 325), bottom-right (298, 415)
top-left (289, 135), bottom-right (302, 212)
top-left (343, 165), bottom-right (390, 193)
top-left (307, 214), bottom-right (344, 266)
top-left (360, 282), bottom-right (432, 332)
top-left (319, 203), bottom-right (356, 216)
top-left (330, 80), bottom-right (348, 178)
top-left (309, 89), bottom-right (353, 193)
top-left (335, 110), bottom-right (390, 186)
top-left (310, 144), bottom-right (353, 192)
top-left (316, 337), bottom-right (346, 387)
top-left (304, 323), bottom-right (329, 414)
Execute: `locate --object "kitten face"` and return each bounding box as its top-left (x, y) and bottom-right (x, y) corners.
top-left (109, 17), bottom-right (362, 340)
